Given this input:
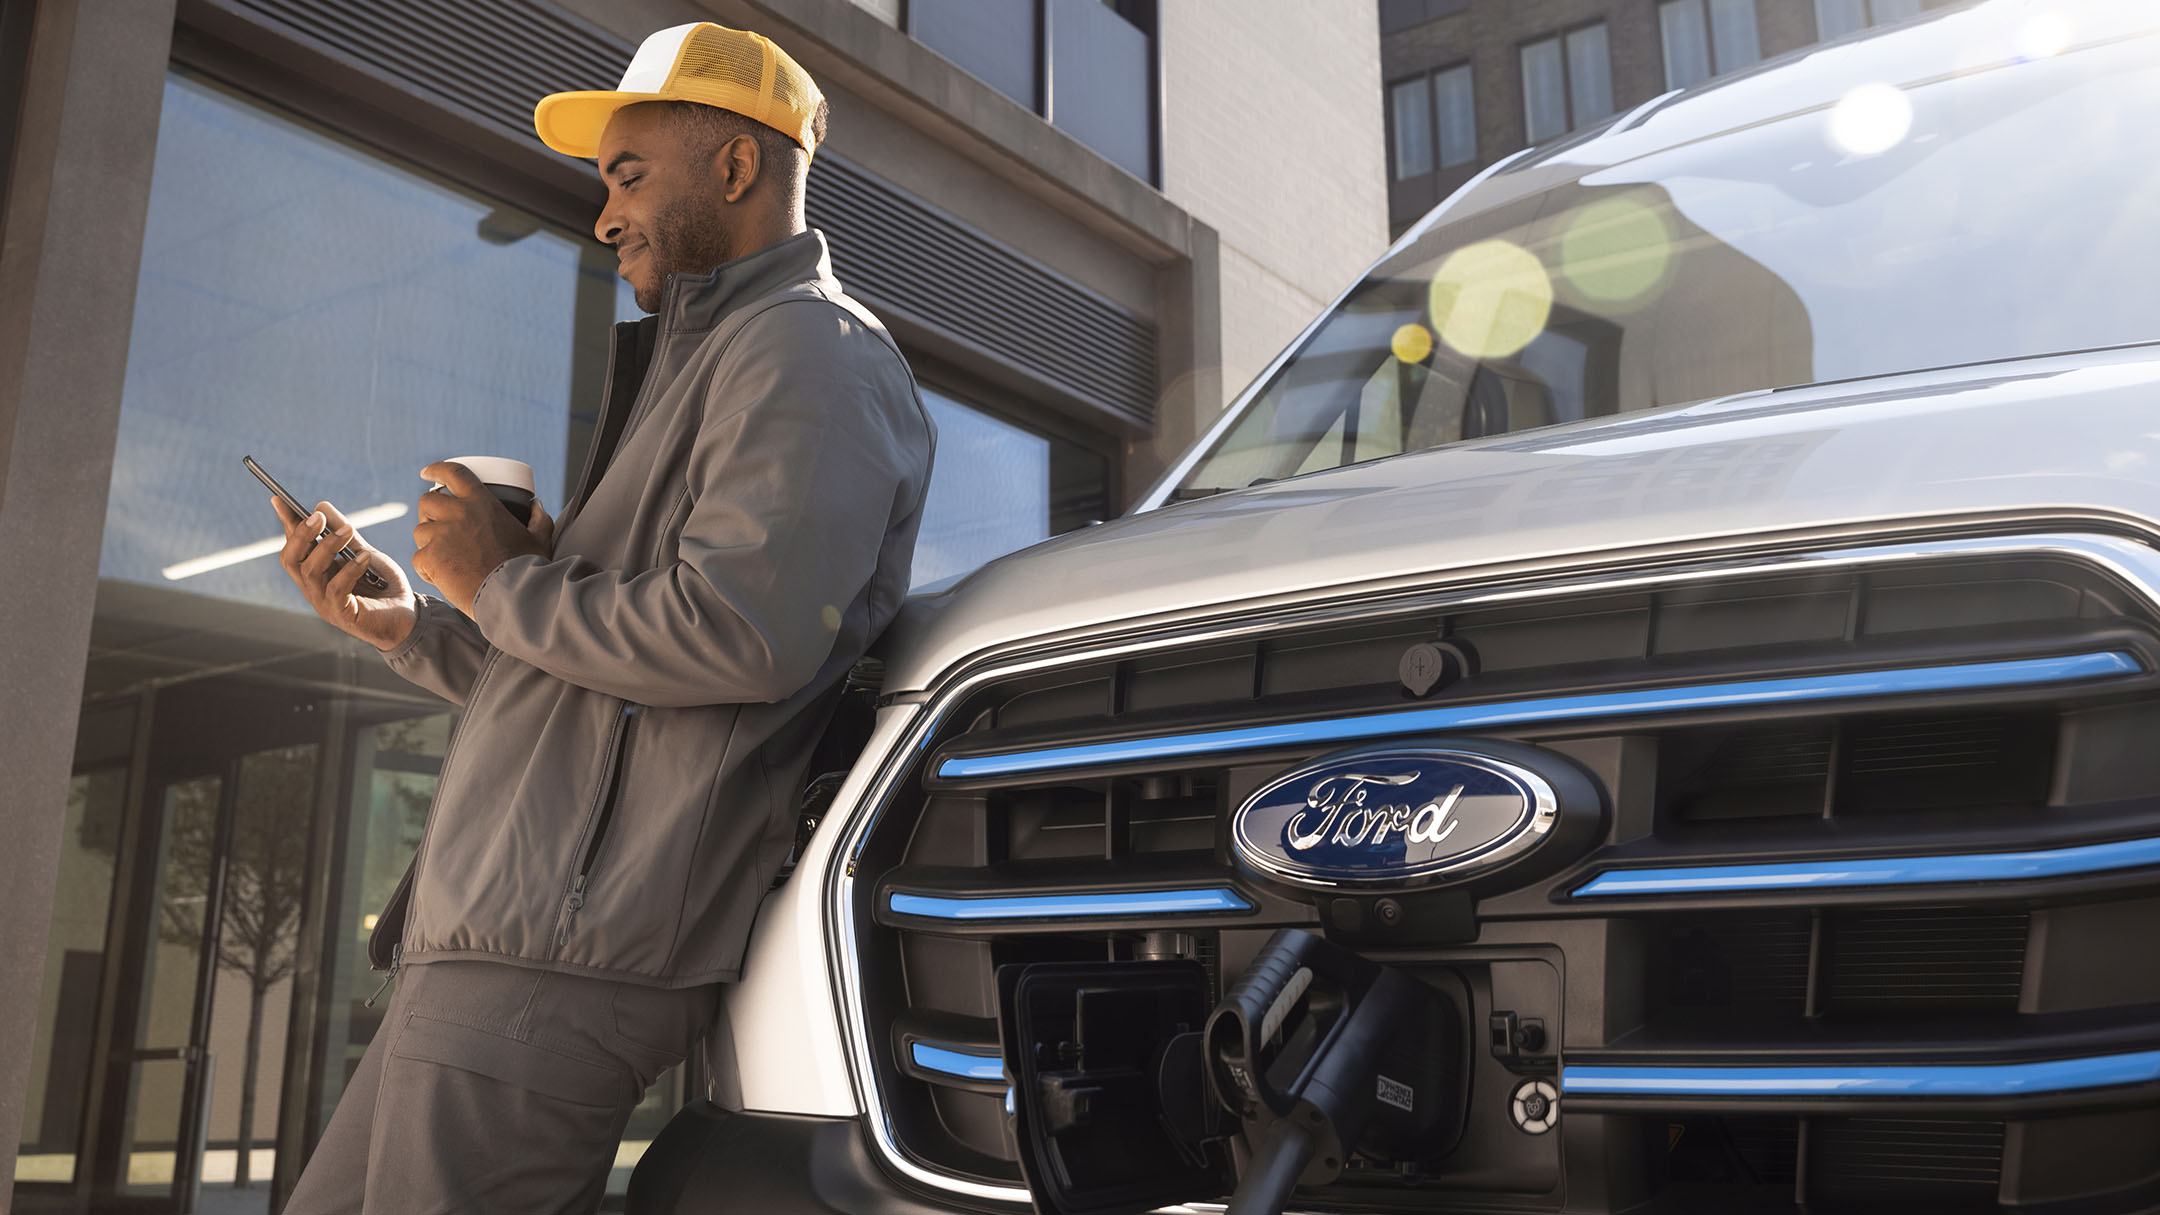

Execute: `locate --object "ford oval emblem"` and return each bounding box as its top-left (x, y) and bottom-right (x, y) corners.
top-left (1231, 744), bottom-right (1563, 887)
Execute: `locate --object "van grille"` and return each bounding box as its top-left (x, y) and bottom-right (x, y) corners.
top-left (838, 535), bottom-right (2160, 1211)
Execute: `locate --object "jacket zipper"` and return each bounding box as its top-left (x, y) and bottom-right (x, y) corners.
top-left (364, 943), bottom-right (402, 1009)
top-left (557, 702), bottom-right (643, 948)
top-left (389, 648), bottom-right (505, 967)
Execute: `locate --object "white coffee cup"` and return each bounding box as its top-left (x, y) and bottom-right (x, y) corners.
top-left (439, 456), bottom-right (537, 524)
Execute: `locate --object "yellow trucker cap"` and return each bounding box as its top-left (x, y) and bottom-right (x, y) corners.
top-left (534, 22), bottom-right (823, 159)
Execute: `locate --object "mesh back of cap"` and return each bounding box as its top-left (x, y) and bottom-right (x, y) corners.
top-left (675, 23), bottom-right (767, 93)
top-left (663, 24), bottom-right (819, 152)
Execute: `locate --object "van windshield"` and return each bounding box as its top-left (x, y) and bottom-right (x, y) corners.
top-left (1171, 27), bottom-right (2160, 500)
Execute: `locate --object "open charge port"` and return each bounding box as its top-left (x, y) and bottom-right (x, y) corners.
top-left (997, 936), bottom-right (1564, 1213)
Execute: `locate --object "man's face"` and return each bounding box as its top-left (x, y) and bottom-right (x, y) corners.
top-left (593, 106), bottom-right (736, 313)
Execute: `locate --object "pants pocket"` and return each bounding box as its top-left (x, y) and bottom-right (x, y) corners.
top-left (394, 1012), bottom-right (630, 1110)
top-left (607, 982), bottom-right (717, 1079)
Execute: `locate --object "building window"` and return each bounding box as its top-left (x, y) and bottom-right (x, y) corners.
top-left (1814, 0), bottom-right (1924, 40)
top-left (1659, 0), bottom-right (1762, 91)
top-left (907, 0), bottom-right (1161, 185)
top-left (1389, 64), bottom-right (1477, 182)
top-left (1389, 76), bottom-right (1434, 180)
top-left (1522, 23), bottom-right (1614, 144)
top-left (912, 385), bottom-right (1109, 588)
top-left (1378, 0), bottom-right (1470, 34)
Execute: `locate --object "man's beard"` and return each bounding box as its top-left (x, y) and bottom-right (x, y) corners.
top-left (631, 194), bottom-right (734, 314)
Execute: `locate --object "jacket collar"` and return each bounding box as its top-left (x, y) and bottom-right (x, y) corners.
top-left (658, 228), bottom-right (832, 334)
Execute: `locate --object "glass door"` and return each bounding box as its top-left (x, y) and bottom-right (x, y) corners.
top-left (93, 744), bottom-right (315, 1214)
top-left (110, 774), bottom-right (228, 1210)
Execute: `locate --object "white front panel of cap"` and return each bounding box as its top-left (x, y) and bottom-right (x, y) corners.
top-left (616, 23), bottom-right (699, 92)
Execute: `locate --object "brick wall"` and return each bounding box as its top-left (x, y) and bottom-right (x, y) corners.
top-left (1159, 1), bottom-right (1390, 417)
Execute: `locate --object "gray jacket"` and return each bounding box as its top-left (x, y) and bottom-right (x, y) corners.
top-left (379, 229), bottom-right (933, 987)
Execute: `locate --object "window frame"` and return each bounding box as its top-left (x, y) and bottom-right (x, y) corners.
top-left (1431, 61), bottom-right (1478, 171)
top-left (903, 0), bottom-right (1163, 187)
top-left (1518, 19), bottom-right (1613, 145)
top-left (1386, 72), bottom-right (1435, 182)
top-left (1385, 60), bottom-right (1478, 186)
top-left (1814, 0), bottom-right (1927, 42)
top-left (1658, 0), bottom-right (1763, 91)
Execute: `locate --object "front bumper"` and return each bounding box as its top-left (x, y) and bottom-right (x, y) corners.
top-left (623, 1102), bottom-right (981, 1215)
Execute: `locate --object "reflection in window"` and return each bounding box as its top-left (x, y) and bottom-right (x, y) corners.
top-left (1661, 0), bottom-right (1761, 91)
top-left (1815, 0), bottom-right (1925, 41)
top-left (911, 387), bottom-right (1107, 588)
top-left (1390, 65), bottom-right (1477, 182)
top-left (909, 0), bottom-right (1158, 183)
top-left (1522, 23), bottom-right (1613, 143)
top-left (1565, 25), bottom-right (1615, 129)
top-left (1435, 64), bottom-right (1477, 168)
top-left (907, 0), bottom-right (1036, 106)
top-left (108, 69), bottom-right (635, 615)
top-left (1390, 76), bottom-right (1434, 180)
top-left (1176, 32), bottom-right (2160, 498)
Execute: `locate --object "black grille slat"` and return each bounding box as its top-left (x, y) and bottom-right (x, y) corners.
top-left (1660, 914), bottom-right (1813, 1012)
top-left (1809, 1118), bottom-right (2004, 1198)
top-left (1826, 908), bottom-right (2028, 1010)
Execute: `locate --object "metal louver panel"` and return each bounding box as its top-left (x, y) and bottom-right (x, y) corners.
top-left (226, 0), bottom-right (627, 141)
top-left (808, 160), bottom-right (1159, 431)
top-left (215, 0), bottom-right (1163, 433)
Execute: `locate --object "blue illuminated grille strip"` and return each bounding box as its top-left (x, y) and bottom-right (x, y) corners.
top-left (910, 1042), bottom-right (1006, 1082)
top-left (1564, 1049), bottom-right (2160, 1097)
top-left (886, 887), bottom-right (1253, 921)
top-left (1574, 834), bottom-right (2160, 897)
top-left (935, 652), bottom-right (2141, 780)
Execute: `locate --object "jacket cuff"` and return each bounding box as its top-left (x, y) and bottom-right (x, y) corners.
top-left (382, 595), bottom-right (462, 667)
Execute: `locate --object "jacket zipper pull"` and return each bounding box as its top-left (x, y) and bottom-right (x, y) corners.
top-left (557, 875), bottom-right (590, 947)
top-left (364, 943), bottom-right (402, 1009)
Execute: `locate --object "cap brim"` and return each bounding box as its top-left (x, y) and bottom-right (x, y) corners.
top-left (533, 90), bottom-right (665, 158)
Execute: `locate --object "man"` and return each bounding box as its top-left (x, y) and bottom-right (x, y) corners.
top-left (272, 22), bottom-right (934, 1213)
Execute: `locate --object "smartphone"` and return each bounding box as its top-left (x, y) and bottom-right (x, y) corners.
top-left (243, 455), bottom-right (392, 593)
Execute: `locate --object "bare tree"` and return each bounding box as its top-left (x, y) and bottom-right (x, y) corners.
top-left (159, 745), bottom-right (315, 1189)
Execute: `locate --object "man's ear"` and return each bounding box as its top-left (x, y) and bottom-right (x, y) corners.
top-left (716, 134), bottom-right (761, 204)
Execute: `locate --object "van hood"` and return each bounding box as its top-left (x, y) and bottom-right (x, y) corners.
top-left (883, 346), bottom-right (2160, 694)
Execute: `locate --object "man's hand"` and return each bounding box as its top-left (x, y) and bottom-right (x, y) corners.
top-left (412, 460), bottom-right (556, 616)
top-left (274, 497), bottom-right (419, 652)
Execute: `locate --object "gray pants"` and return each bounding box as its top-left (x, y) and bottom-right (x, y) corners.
top-left (284, 958), bottom-right (718, 1215)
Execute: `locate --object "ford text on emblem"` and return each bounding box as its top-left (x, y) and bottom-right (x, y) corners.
top-left (1231, 744), bottom-right (1564, 887)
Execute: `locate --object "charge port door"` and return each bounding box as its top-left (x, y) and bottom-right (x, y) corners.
top-left (997, 961), bottom-right (1230, 1214)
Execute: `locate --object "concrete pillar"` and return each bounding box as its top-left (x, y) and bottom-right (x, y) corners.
top-left (0, 0), bottom-right (177, 1181)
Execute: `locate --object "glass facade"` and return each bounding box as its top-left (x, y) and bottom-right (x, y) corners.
top-left (909, 0), bottom-right (1160, 183)
top-left (17, 51), bottom-right (1116, 1214)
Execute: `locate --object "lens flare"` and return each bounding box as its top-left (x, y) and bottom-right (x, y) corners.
top-left (2017, 13), bottom-right (2073, 59)
top-left (1428, 240), bottom-right (1553, 360)
top-left (1560, 195), bottom-right (1673, 305)
top-left (1390, 322), bottom-right (1435, 364)
top-left (1828, 83), bottom-right (1913, 156)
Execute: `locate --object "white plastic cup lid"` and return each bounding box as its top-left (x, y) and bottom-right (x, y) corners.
top-left (442, 456), bottom-right (535, 493)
